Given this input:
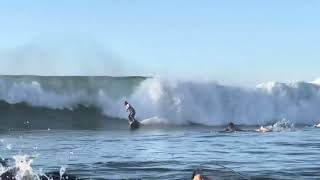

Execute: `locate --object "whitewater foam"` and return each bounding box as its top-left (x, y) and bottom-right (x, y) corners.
top-left (124, 78), bottom-right (320, 126)
top-left (310, 78), bottom-right (320, 85)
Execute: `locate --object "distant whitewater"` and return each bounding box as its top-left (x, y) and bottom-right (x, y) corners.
top-left (0, 75), bottom-right (320, 129)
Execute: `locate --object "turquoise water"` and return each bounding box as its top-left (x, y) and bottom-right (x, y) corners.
top-left (1, 126), bottom-right (319, 179)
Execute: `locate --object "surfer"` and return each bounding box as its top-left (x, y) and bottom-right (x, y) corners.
top-left (192, 174), bottom-right (211, 180)
top-left (224, 122), bottom-right (242, 132)
top-left (192, 169), bottom-right (211, 180)
top-left (124, 101), bottom-right (136, 123)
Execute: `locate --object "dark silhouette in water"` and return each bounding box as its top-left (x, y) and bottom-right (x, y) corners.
top-left (224, 122), bottom-right (243, 132)
top-left (41, 171), bottom-right (78, 180)
top-left (192, 169), bottom-right (211, 180)
top-left (0, 158), bottom-right (8, 167)
top-left (0, 170), bottom-right (78, 180)
top-left (129, 119), bottom-right (140, 130)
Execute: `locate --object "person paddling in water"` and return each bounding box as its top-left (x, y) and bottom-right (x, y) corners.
top-left (124, 101), bottom-right (136, 123)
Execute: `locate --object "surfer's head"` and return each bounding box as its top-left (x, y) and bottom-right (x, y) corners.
top-left (228, 122), bottom-right (235, 128)
top-left (124, 101), bottom-right (128, 105)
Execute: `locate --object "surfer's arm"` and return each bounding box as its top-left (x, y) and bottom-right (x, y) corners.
top-left (125, 104), bottom-right (129, 112)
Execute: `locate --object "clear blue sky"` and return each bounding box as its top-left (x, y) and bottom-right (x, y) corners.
top-left (0, 0), bottom-right (319, 85)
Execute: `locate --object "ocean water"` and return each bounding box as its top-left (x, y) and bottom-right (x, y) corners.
top-left (1, 126), bottom-right (320, 179)
top-left (1, 76), bottom-right (320, 179)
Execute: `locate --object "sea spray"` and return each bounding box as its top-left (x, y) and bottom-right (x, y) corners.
top-left (270, 119), bottom-right (295, 132)
top-left (0, 155), bottom-right (74, 180)
top-left (0, 154), bottom-right (40, 180)
top-left (59, 166), bottom-right (67, 180)
top-left (256, 119), bottom-right (295, 133)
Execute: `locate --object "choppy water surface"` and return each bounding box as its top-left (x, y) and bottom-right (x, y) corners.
top-left (1, 126), bottom-right (319, 179)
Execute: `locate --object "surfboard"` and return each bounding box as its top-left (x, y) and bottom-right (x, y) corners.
top-left (129, 120), bottom-right (140, 130)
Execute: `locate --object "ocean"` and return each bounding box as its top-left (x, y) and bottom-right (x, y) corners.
top-left (0, 75), bottom-right (320, 179)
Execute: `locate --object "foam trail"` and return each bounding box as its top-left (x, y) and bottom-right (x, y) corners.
top-left (140, 117), bottom-right (170, 125)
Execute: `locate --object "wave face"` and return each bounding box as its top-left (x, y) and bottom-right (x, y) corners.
top-left (0, 75), bottom-right (320, 129)
top-left (0, 75), bottom-right (146, 129)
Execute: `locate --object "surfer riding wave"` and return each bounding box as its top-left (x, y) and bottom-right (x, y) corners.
top-left (124, 101), bottom-right (136, 123)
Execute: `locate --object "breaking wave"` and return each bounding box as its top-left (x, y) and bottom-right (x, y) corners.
top-left (125, 78), bottom-right (320, 126)
top-left (0, 75), bottom-right (320, 129)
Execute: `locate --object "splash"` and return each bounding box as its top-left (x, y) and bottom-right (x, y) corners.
top-left (59, 166), bottom-right (67, 180)
top-left (0, 155), bottom-right (39, 180)
top-left (257, 119), bottom-right (295, 132)
top-left (0, 155), bottom-right (72, 180)
top-left (6, 144), bottom-right (12, 150)
top-left (271, 119), bottom-right (295, 132)
top-left (13, 155), bottom-right (39, 180)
